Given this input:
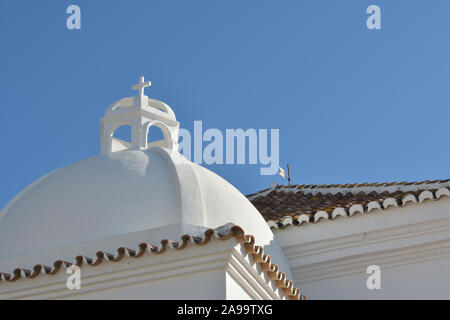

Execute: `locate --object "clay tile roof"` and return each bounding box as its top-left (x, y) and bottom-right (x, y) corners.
top-left (247, 179), bottom-right (450, 229)
top-left (0, 224), bottom-right (303, 300)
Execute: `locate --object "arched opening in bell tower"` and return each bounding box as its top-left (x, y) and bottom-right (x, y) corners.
top-left (146, 121), bottom-right (172, 149)
top-left (111, 123), bottom-right (132, 152)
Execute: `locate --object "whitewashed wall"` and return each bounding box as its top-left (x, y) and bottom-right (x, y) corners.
top-left (275, 198), bottom-right (450, 299)
top-left (299, 255), bottom-right (450, 299)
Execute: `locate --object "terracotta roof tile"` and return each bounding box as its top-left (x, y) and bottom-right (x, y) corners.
top-left (247, 179), bottom-right (450, 229)
top-left (0, 224), bottom-right (303, 300)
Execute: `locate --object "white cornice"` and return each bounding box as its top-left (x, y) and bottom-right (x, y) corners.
top-left (285, 215), bottom-right (450, 264)
top-left (292, 237), bottom-right (450, 284)
top-left (0, 240), bottom-right (235, 299)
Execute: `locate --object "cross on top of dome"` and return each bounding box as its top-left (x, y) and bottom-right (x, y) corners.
top-left (100, 76), bottom-right (180, 155)
top-left (132, 76), bottom-right (151, 96)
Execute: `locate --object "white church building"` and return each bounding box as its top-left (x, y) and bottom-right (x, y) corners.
top-left (0, 77), bottom-right (449, 300)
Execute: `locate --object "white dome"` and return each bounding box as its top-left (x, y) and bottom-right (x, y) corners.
top-left (0, 77), bottom-right (292, 279)
top-left (0, 147), bottom-right (291, 277)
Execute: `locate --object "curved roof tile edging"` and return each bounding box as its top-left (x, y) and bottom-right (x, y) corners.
top-left (247, 180), bottom-right (450, 229)
top-left (0, 224), bottom-right (303, 300)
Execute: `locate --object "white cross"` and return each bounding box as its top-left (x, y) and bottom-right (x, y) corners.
top-left (132, 76), bottom-right (151, 96)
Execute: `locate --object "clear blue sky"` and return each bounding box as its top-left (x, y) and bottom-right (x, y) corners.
top-left (1, 0), bottom-right (449, 209)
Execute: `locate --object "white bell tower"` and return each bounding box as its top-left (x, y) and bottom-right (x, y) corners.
top-left (100, 76), bottom-right (180, 154)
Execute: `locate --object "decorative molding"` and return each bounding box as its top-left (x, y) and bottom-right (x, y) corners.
top-left (292, 238), bottom-right (450, 284)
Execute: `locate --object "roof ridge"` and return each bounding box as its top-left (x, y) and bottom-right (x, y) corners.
top-left (247, 179), bottom-right (450, 200)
